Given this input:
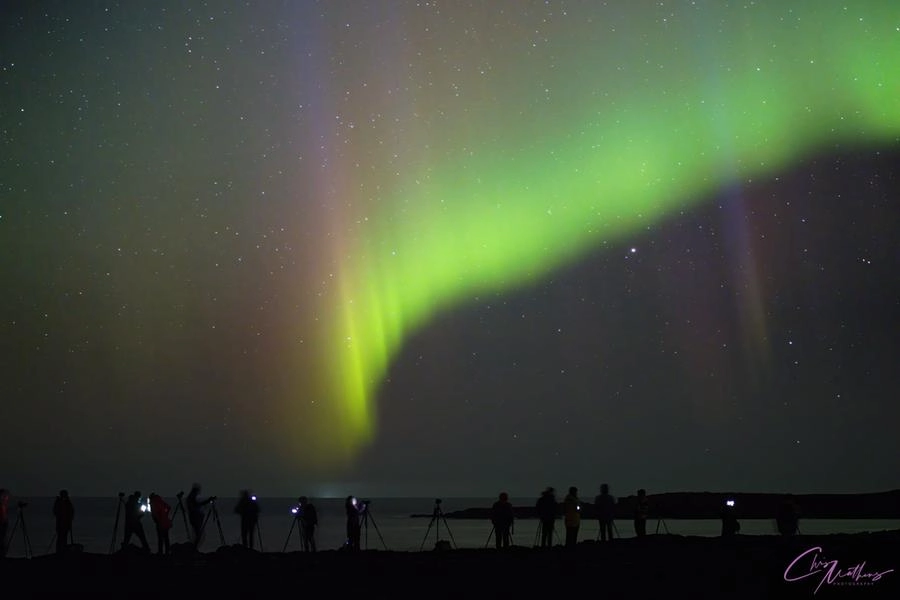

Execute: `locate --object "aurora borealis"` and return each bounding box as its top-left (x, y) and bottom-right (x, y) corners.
top-left (2, 1), bottom-right (898, 497)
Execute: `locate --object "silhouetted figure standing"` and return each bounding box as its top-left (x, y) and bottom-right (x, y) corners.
top-left (345, 496), bottom-right (362, 551)
top-left (299, 496), bottom-right (318, 552)
top-left (52, 489), bottom-right (74, 554)
top-left (563, 486), bottom-right (581, 548)
top-left (594, 483), bottom-right (616, 541)
top-left (491, 492), bottom-right (514, 549)
top-left (186, 483), bottom-right (214, 547)
top-left (149, 493), bottom-right (172, 555)
top-left (122, 491), bottom-right (150, 552)
top-left (235, 490), bottom-right (260, 549)
top-left (634, 489), bottom-right (649, 537)
top-left (776, 495), bottom-right (800, 536)
top-left (0, 489), bottom-right (9, 558)
top-left (721, 499), bottom-right (740, 537)
top-left (535, 487), bottom-right (557, 548)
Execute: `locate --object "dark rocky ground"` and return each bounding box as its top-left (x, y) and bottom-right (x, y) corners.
top-left (1, 530), bottom-right (897, 599)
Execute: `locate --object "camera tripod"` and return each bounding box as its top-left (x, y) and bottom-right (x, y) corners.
top-left (655, 516), bottom-right (670, 534)
top-left (255, 520), bottom-right (264, 551)
top-left (595, 519), bottom-right (620, 540)
top-left (46, 528), bottom-right (75, 554)
top-left (108, 492), bottom-right (126, 554)
top-left (533, 520), bottom-right (561, 547)
top-left (197, 498), bottom-right (226, 549)
top-left (242, 518), bottom-right (264, 551)
top-left (169, 491), bottom-right (192, 542)
top-left (282, 511), bottom-right (306, 552)
top-left (484, 523), bottom-right (514, 548)
top-left (360, 503), bottom-right (388, 550)
top-left (420, 499), bottom-right (457, 550)
top-left (7, 502), bottom-right (33, 558)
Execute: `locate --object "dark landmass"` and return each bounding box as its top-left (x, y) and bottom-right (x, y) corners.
top-left (1, 531), bottom-right (897, 598)
top-left (422, 490), bottom-right (900, 520)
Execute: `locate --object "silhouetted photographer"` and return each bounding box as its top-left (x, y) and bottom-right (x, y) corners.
top-left (535, 487), bottom-right (557, 548)
top-left (721, 499), bottom-right (740, 537)
top-left (186, 483), bottom-right (215, 547)
top-left (634, 489), bottom-right (649, 537)
top-left (122, 491), bottom-right (150, 553)
top-left (563, 486), bottom-right (581, 548)
top-left (52, 489), bottom-right (75, 555)
top-left (776, 494), bottom-right (801, 536)
top-left (345, 496), bottom-right (362, 551)
top-left (298, 496), bottom-right (318, 552)
top-left (235, 490), bottom-right (261, 550)
top-left (595, 483), bottom-right (616, 542)
top-left (149, 493), bottom-right (172, 555)
top-left (490, 492), bottom-right (514, 549)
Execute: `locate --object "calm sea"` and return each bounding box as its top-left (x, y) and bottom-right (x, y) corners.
top-left (4, 496), bottom-right (899, 558)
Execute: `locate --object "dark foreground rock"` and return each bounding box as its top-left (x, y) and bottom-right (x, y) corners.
top-left (1, 531), bottom-right (897, 598)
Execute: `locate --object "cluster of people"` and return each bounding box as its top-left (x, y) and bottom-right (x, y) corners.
top-left (529, 484), bottom-right (631, 548)
top-left (490, 484), bottom-right (802, 548)
top-left (0, 489), bottom-right (76, 557)
top-left (0, 484), bottom-right (320, 558)
top-left (494, 485), bottom-right (609, 549)
top-left (117, 484), bottom-right (271, 554)
top-left (119, 489), bottom-right (185, 555)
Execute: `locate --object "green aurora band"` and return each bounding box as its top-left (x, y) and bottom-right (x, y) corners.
top-left (288, 2), bottom-right (900, 463)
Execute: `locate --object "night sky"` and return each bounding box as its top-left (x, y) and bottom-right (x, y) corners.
top-left (2, 1), bottom-right (898, 499)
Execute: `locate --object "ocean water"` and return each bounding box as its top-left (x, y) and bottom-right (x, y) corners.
top-left (3, 496), bottom-right (899, 559)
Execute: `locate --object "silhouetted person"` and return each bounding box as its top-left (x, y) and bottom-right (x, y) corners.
top-left (298, 496), bottom-right (318, 552)
top-left (491, 492), bottom-right (514, 549)
top-left (0, 489), bottom-right (9, 558)
top-left (721, 499), bottom-right (740, 537)
top-left (535, 487), bottom-right (557, 548)
top-left (563, 486), bottom-right (581, 548)
top-left (186, 483), bottom-right (214, 546)
top-left (634, 489), bottom-right (649, 537)
top-left (776, 494), bottom-right (800, 536)
top-left (235, 490), bottom-right (260, 549)
top-left (594, 483), bottom-right (616, 541)
top-left (345, 496), bottom-right (361, 551)
top-left (52, 489), bottom-right (74, 554)
top-left (122, 491), bottom-right (150, 552)
top-left (149, 493), bottom-right (172, 555)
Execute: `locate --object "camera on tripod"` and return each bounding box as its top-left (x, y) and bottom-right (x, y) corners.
top-left (420, 497), bottom-right (457, 550)
top-left (17, 501), bottom-right (28, 508)
top-left (290, 497), bottom-right (304, 517)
